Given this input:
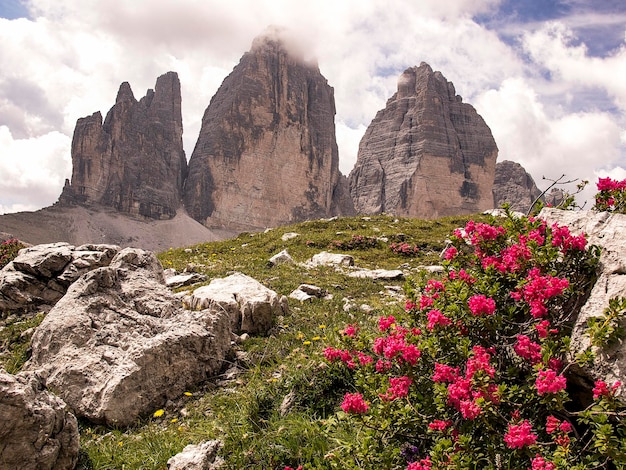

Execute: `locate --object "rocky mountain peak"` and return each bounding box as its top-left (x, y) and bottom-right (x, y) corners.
top-left (59, 72), bottom-right (187, 220)
top-left (493, 160), bottom-right (544, 213)
top-left (115, 82), bottom-right (135, 103)
top-left (348, 62), bottom-right (498, 218)
top-left (183, 32), bottom-right (353, 230)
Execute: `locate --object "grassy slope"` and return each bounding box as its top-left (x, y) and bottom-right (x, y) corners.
top-left (1, 213), bottom-right (491, 469)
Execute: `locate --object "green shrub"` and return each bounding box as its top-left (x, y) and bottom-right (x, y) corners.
top-left (0, 238), bottom-right (25, 269)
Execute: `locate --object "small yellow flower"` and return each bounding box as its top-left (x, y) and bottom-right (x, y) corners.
top-left (303, 341), bottom-right (312, 345)
top-left (319, 324), bottom-right (327, 329)
top-left (118, 441), bottom-right (124, 447)
top-left (296, 332), bottom-right (305, 340)
top-left (312, 336), bottom-right (321, 341)
top-left (153, 409), bottom-right (165, 418)
top-left (183, 391), bottom-right (193, 397)
top-left (170, 418), bottom-right (178, 423)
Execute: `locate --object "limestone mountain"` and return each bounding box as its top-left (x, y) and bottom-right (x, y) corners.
top-left (492, 160), bottom-right (544, 213)
top-left (348, 63), bottom-right (498, 218)
top-left (59, 72), bottom-right (187, 220)
top-left (183, 29), bottom-right (354, 231)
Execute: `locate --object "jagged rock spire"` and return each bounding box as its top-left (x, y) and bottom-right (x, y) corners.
top-left (183, 28), bottom-right (354, 230)
top-left (59, 72), bottom-right (187, 220)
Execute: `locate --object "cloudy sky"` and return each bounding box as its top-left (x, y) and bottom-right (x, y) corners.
top-left (1, 0), bottom-right (625, 214)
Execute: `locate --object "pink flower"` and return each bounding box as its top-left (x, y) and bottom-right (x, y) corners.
top-left (465, 345), bottom-right (495, 379)
top-left (357, 352), bottom-right (373, 366)
top-left (432, 363), bottom-right (459, 383)
top-left (419, 295), bottom-right (434, 310)
top-left (504, 420), bottom-right (537, 449)
top-left (468, 294), bottom-right (496, 316)
top-left (545, 415), bottom-right (560, 434)
top-left (402, 343), bottom-right (422, 365)
top-left (375, 359), bottom-right (392, 373)
top-left (379, 315), bottom-right (396, 331)
top-left (535, 369), bottom-right (567, 395)
top-left (343, 324), bottom-right (358, 337)
top-left (459, 399), bottom-right (482, 419)
top-left (407, 457), bottom-right (432, 470)
top-left (341, 393), bottom-right (368, 414)
top-left (444, 246), bottom-right (458, 260)
top-left (380, 376), bottom-right (412, 401)
top-left (427, 309), bottom-right (452, 330)
top-left (559, 421), bottom-right (572, 433)
top-left (425, 279), bottom-right (445, 293)
top-left (530, 455), bottom-right (556, 470)
top-left (535, 320), bottom-right (558, 339)
top-left (592, 380), bottom-right (621, 399)
top-left (514, 335), bottom-right (543, 364)
top-left (283, 466), bottom-right (303, 470)
top-left (428, 419), bottom-right (452, 431)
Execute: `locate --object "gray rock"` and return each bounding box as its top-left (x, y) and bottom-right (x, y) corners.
top-left (348, 62), bottom-right (498, 218)
top-left (268, 249), bottom-right (295, 267)
top-left (11, 242), bottom-right (74, 278)
top-left (166, 272), bottom-right (208, 288)
top-left (492, 160), bottom-right (544, 214)
top-left (348, 269), bottom-right (404, 280)
top-left (0, 242), bottom-right (121, 312)
top-left (289, 284), bottom-right (328, 302)
top-left (167, 440), bottom-right (224, 470)
top-left (183, 272), bottom-right (289, 335)
top-left (539, 208), bottom-right (626, 397)
top-left (306, 251), bottom-right (354, 267)
top-left (25, 248), bottom-right (231, 427)
top-left (0, 369), bottom-right (79, 470)
top-left (281, 232), bottom-right (299, 242)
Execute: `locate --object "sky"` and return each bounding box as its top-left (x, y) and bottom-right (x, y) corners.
top-left (1, 0), bottom-right (625, 214)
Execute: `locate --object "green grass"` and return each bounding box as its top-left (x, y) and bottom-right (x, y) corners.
top-left (1, 213), bottom-right (491, 469)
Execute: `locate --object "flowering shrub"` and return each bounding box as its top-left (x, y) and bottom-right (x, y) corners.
top-left (594, 176), bottom-right (626, 213)
top-left (389, 242), bottom-right (420, 256)
top-left (323, 212), bottom-right (626, 469)
top-left (329, 234), bottom-right (380, 250)
top-left (0, 238), bottom-right (25, 269)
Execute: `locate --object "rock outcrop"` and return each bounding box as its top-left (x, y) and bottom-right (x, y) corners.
top-left (0, 242), bottom-right (120, 313)
top-left (348, 62), bottom-right (498, 218)
top-left (493, 160), bottom-right (543, 213)
top-left (539, 208), bottom-right (626, 400)
top-left (25, 248), bottom-right (232, 426)
top-left (59, 72), bottom-right (187, 220)
top-left (183, 28), bottom-right (354, 231)
top-left (0, 369), bottom-right (80, 470)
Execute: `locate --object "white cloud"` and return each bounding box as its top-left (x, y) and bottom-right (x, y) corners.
top-left (522, 22), bottom-right (626, 110)
top-left (0, 0), bottom-right (624, 215)
top-left (0, 126), bottom-right (71, 214)
top-left (475, 78), bottom-right (623, 207)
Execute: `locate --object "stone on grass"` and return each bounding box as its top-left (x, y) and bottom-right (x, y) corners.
top-left (167, 440), bottom-right (224, 470)
top-left (184, 272), bottom-right (289, 335)
top-left (306, 251), bottom-right (354, 267)
top-left (268, 249), bottom-right (295, 266)
top-left (348, 268), bottom-right (404, 280)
